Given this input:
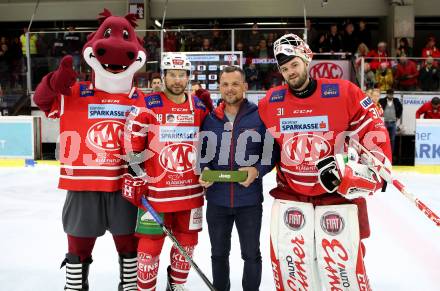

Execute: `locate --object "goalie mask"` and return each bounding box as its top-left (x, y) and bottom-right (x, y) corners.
top-left (273, 33), bottom-right (313, 66)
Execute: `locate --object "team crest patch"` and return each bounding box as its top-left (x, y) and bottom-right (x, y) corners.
top-left (321, 84), bottom-right (339, 98)
top-left (144, 94), bottom-right (163, 109)
top-left (269, 89), bottom-right (286, 102)
top-left (79, 84), bottom-right (94, 97)
top-left (131, 91), bottom-right (139, 99)
top-left (360, 96), bottom-right (373, 109)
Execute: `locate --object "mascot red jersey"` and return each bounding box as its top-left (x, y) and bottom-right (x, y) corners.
top-left (33, 9), bottom-right (146, 291)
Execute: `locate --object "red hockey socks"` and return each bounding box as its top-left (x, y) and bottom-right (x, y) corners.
top-left (67, 235), bottom-right (96, 262)
top-left (113, 234), bottom-right (138, 254)
top-left (168, 244), bottom-right (195, 285)
top-left (137, 237), bottom-right (164, 291)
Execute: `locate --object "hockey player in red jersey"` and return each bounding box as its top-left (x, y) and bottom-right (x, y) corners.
top-left (33, 9), bottom-right (146, 291)
top-left (122, 52), bottom-right (208, 291)
top-left (258, 33), bottom-right (392, 290)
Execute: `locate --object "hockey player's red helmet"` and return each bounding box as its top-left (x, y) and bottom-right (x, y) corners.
top-left (273, 33), bottom-right (313, 66)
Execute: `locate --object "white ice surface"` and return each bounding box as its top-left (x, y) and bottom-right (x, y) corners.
top-left (1, 167), bottom-right (439, 291)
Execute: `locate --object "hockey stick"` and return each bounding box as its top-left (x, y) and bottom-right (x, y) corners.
top-left (141, 197), bottom-right (217, 291)
top-left (349, 138), bottom-right (440, 228)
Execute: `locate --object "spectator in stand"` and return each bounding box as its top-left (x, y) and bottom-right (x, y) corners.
top-left (316, 33), bottom-right (329, 53)
top-left (244, 62), bottom-right (259, 90)
top-left (422, 36), bottom-right (440, 60)
top-left (34, 32), bottom-right (50, 86)
top-left (164, 31), bottom-right (177, 52)
top-left (376, 62), bottom-right (394, 91)
top-left (342, 22), bottom-right (357, 54)
top-left (416, 97), bottom-right (440, 119)
top-left (368, 41), bottom-right (389, 71)
top-left (359, 62), bottom-right (376, 90)
top-left (266, 32), bottom-right (275, 58)
top-left (20, 27), bottom-right (38, 58)
top-left (394, 55), bottom-right (419, 91)
top-left (144, 29), bottom-right (160, 62)
top-left (396, 37), bottom-right (413, 57)
top-left (264, 66), bottom-right (284, 89)
top-left (20, 27), bottom-right (40, 88)
top-left (357, 19), bottom-right (371, 49)
top-left (326, 24), bottom-right (343, 53)
top-left (201, 38), bottom-right (213, 51)
top-left (64, 26), bottom-right (82, 71)
top-left (150, 73), bottom-right (162, 92)
top-left (246, 23), bottom-right (261, 49)
top-left (419, 56), bottom-right (440, 91)
top-left (355, 42), bottom-right (369, 68)
top-left (0, 42), bottom-right (8, 90)
top-left (379, 89), bottom-right (402, 151)
top-left (51, 34), bottom-right (66, 70)
top-left (211, 25), bottom-right (226, 51)
top-left (8, 37), bottom-right (23, 89)
top-left (256, 39), bottom-right (271, 89)
top-left (306, 19), bottom-right (319, 51)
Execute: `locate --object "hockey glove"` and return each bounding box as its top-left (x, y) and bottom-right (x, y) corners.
top-left (122, 173), bottom-right (147, 208)
top-left (49, 55), bottom-right (77, 96)
top-left (316, 148), bottom-right (381, 199)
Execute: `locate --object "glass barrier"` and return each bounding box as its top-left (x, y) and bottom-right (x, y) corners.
top-left (0, 27), bottom-right (371, 101)
top-left (357, 56), bottom-right (440, 92)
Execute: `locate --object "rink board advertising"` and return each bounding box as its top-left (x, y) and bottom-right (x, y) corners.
top-left (0, 116), bottom-right (41, 159)
top-left (415, 119), bottom-right (440, 165)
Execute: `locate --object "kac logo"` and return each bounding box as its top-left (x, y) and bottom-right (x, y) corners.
top-left (283, 133), bottom-right (332, 165)
top-left (309, 62), bottom-right (343, 79)
top-left (87, 120), bottom-right (124, 151)
top-left (159, 143), bottom-right (196, 173)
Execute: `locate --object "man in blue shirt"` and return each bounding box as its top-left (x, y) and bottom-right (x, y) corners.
top-left (199, 66), bottom-right (277, 291)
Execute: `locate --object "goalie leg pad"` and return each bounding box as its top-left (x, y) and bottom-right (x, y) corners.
top-left (270, 199), bottom-right (321, 291)
top-left (315, 204), bottom-right (372, 291)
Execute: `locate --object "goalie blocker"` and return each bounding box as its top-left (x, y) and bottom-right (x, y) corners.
top-left (270, 199), bottom-right (371, 291)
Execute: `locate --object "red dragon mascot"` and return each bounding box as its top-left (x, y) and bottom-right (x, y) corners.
top-left (33, 9), bottom-right (146, 291)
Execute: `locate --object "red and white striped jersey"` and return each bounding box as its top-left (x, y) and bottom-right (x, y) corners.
top-left (258, 78), bottom-right (392, 198)
top-left (126, 91), bottom-right (208, 213)
top-left (48, 81), bottom-right (143, 192)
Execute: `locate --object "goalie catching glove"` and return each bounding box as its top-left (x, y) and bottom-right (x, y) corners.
top-left (316, 147), bottom-right (382, 199)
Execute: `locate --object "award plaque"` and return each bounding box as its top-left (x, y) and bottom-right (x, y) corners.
top-left (201, 170), bottom-right (248, 182)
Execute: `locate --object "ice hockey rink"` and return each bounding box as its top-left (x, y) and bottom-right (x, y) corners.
top-left (1, 165), bottom-right (439, 291)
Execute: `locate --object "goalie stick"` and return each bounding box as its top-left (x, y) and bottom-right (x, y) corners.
top-left (141, 197), bottom-right (217, 291)
top-left (349, 138), bottom-right (440, 228)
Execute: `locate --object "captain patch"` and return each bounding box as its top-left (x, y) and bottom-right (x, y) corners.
top-left (360, 96), bottom-right (373, 109)
top-left (321, 84), bottom-right (339, 98)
